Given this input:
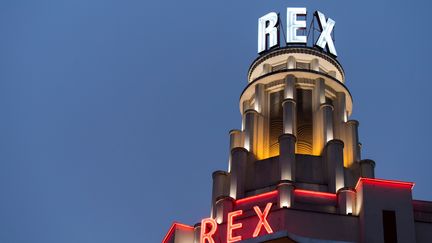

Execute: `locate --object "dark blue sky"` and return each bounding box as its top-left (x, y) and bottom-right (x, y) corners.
top-left (0, 1), bottom-right (431, 242)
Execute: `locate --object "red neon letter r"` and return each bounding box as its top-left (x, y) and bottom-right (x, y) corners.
top-left (200, 218), bottom-right (217, 243)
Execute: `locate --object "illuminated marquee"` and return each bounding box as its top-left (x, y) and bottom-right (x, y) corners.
top-left (258, 8), bottom-right (337, 56)
top-left (200, 203), bottom-right (274, 243)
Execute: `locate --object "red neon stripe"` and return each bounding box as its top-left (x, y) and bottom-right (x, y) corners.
top-left (355, 177), bottom-right (415, 190)
top-left (235, 190), bottom-right (278, 205)
top-left (162, 222), bottom-right (194, 243)
top-left (294, 189), bottom-right (337, 199)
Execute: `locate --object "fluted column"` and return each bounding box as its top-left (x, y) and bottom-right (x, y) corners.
top-left (229, 130), bottom-right (244, 150)
top-left (337, 187), bottom-right (356, 215)
top-left (214, 196), bottom-right (235, 224)
top-left (345, 120), bottom-right (360, 168)
top-left (254, 84), bottom-right (265, 113)
top-left (241, 100), bottom-right (252, 131)
top-left (333, 92), bottom-right (346, 141)
top-left (262, 63), bottom-right (271, 74)
top-left (282, 75), bottom-right (296, 135)
top-left (254, 84), bottom-right (266, 159)
top-left (229, 147), bottom-right (248, 199)
top-left (283, 75), bottom-right (296, 99)
top-left (211, 171), bottom-right (229, 218)
top-left (324, 139), bottom-right (345, 193)
top-left (312, 78), bottom-right (326, 155)
top-left (243, 109), bottom-right (259, 155)
top-left (282, 99), bottom-right (296, 135)
top-left (359, 159), bottom-right (375, 178)
top-left (228, 130), bottom-right (244, 172)
top-left (321, 103), bottom-right (334, 143)
top-left (277, 180), bottom-right (295, 208)
top-left (280, 75), bottom-right (297, 181)
top-left (310, 58), bottom-right (319, 71)
top-left (287, 56), bottom-right (296, 69)
top-left (279, 134), bottom-right (296, 181)
top-left (328, 70), bottom-right (337, 78)
top-left (193, 223), bottom-right (201, 243)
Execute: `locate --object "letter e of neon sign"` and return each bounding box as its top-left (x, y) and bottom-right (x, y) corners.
top-left (227, 210), bottom-right (243, 243)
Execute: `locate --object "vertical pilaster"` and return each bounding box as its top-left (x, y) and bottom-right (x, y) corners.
top-left (279, 134), bottom-right (296, 181)
top-left (321, 103), bottom-right (334, 143)
top-left (328, 70), bottom-right (337, 78)
top-left (282, 99), bottom-right (296, 135)
top-left (277, 180), bottom-right (295, 208)
top-left (254, 84), bottom-right (266, 159)
top-left (241, 100), bottom-right (252, 131)
top-left (345, 120), bottom-right (360, 168)
top-left (310, 58), bottom-right (319, 71)
top-left (228, 129), bottom-right (244, 172)
top-left (333, 92), bottom-right (346, 141)
top-left (262, 63), bottom-right (271, 74)
top-left (229, 130), bottom-right (244, 149)
top-left (211, 171), bottom-right (229, 218)
top-left (283, 75), bottom-right (296, 99)
top-left (229, 147), bottom-right (248, 199)
top-left (279, 75), bottom-right (297, 181)
top-left (287, 56), bottom-right (296, 69)
top-left (193, 223), bottom-right (201, 243)
top-left (214, 196), bottom-right (235, 224)
top-left (324, 139), bottom-right (345, 193)
top-left (337, 187), bottom-right (356, 215)
top-left (254, 84), bottom-right (265, 113)
top-left (282, 75), bottom-right (296, 136)
top-left (312, 78), bottom-right (326, 155)
top-left (359, 159), bottom-right (375, 178)
top-left (244, 109), bottom-right (259, 155)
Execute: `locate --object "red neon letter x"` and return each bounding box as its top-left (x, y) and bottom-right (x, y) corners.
top-left (253, 202), bottom-right (274, 237)
top-left (200, 218), bottom-right (217, 243)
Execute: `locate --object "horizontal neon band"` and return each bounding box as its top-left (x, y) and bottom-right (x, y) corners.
top-left (236, 190), bottom-right (278, 205)
top-left (294, 189), bottom-right (337, 199)
top-left (355, 177), bottom-right (415, 190)
top-left (162, 222), bottom-right (194, 243)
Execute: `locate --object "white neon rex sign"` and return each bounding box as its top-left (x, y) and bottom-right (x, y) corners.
top-left (258, 8), bottom-right (338, 56)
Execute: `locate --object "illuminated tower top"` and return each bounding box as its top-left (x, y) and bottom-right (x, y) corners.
top-left (163, 8), bottom-right (432, 243)
top-left (221, 45), bottom-right (373, 206)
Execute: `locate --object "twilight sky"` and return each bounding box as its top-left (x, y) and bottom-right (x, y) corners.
top-left (0, 0), bottom-right (431, 242)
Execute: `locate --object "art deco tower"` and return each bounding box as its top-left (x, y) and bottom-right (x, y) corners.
top-left (163, 17), bottom-right (432, 243)
top-left (222, 46), bottom-right (373, 202)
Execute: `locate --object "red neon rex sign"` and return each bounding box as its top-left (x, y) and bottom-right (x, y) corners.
top-left (200, 202), bottom-right (274, 243)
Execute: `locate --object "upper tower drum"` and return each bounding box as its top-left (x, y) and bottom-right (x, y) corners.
top-left (233, 47), bottom-right (358, 168)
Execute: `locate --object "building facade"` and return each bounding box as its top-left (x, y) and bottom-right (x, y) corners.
top-left (162, 16), bottom-right (432, 243)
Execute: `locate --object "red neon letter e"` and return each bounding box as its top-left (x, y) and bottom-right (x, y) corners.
top-left (227, 210), bottom-right (243, 243)
top-left (253, 203), bottom-right (273, 237)
top-left (200, 218), bottom-right (217, 243)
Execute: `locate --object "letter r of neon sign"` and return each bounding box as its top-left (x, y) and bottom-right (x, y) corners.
top-left (200, 218), bottom-right (217, 243)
